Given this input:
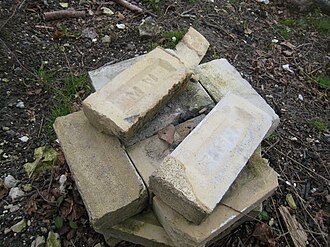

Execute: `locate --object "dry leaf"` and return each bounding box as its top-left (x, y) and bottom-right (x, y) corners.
top-left (27, 89), bottom-right (42, 95)
top-left (253, 223), bottom-right (276, 247)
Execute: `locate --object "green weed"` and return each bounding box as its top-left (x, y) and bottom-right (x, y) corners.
top-left (162, 31), bottom-right (185, 49)
top-left (59, 25), bottom-right (81, 38)
top-left (47, 74), bottom-right (91, 138)
top-left (279, 17), bottom-right (296, 27)
top-left (309, 119), bottom-right (327, 132)
top-left (33, 68), bottom-right (56, 86)
top-left (315, 75), bottom-right (330, 89)
top-left (143, 0), bottom-right (162, 12)
top-left (266, 133), bottom-right (278, 141)
top-left (279, 15), bottom-right (330, 35)
top-left (277, 27), bottom-right (291, 40)
top-left (311, 17), bottom-right (330, 34)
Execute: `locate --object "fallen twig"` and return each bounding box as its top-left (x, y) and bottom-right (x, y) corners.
top-left (35, 25), bottom-right (54, 30)
top-left (112, 0), bottom-right (157, 17)
top-left (113, 0), bottom-right (143, 13)
top-left (44, 10), bottom-right (86, 21)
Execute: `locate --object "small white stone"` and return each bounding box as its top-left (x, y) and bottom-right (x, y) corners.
top-left (59, 174), bottom-right (67, 194)
top-left (271, 39), bottom-right (279, 43)
top-left (10, 205), bottom-right (20, 213)
top-left (41, 227), bottom-right (48, 233)
top-left (116, 24), bottom-right (126, 30)
top-left (311, 188), bottom-right (317, 193)
top-left (19, 136), bottom-right (29, 142)
top-left (101, 7), bottom-right (114, 16)
top-left (289, 136), bottom-right (298, 141)
top-left (269, 218), bottom-right (274, 226)
top-left (4, 174), bottom-right (18, 188)
top-left (101, 35), bottom-right (111, 43)
top-left (282, 64), bottom-right (294, 74)
top-left (59, 174), bottom-right (67, 184)
top-left (298, 94), bottom-right (303, 101)
top-left (9, 187), bottom-right (24, 201)
top-left (59, 2), bottom-right (68, 8)
top-left (16, 101), bottom-right (25, 108)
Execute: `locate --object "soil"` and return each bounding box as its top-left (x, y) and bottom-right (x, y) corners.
top-left (0, 0), bottom-right (329, 246)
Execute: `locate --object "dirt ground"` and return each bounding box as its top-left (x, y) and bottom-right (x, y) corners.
top-left (0, 0), bottom-right (329, 246)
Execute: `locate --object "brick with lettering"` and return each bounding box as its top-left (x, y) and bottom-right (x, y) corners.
top-left (149, 93), bottom-right (273, 224)
top-left (83, 47), bottom-right (191, 141)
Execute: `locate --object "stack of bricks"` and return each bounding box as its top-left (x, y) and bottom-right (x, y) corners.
top-left (54, 27), bottom-right (279, 247)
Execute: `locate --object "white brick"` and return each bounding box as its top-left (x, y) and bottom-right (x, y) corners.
top-left (53, 111), bottom-right (148, 231)
top-left (195, 59), bottom-right (279, 135)
top-left (173, 27), bottom-right (209, 69)
top-left (149, 93), bottom-right (273, 224)
top-left (83, 47), bottom-right (191, 141)
top-left (153, 153), bottom-right (278, 247)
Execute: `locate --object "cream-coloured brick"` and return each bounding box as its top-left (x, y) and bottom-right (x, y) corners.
top-left (102, 204), bottom-right (261, 247)
top-left (53, 111), bottom-right (148, 231)
top-left (83, 47), bottom-right (191, 141)
top-left (103, 211), bottom-right (174, 247)
top-left (153, 153), bottom-right (278, 247)
top-left (174, 27), bottom-right (210, 69)
top-left (149, 93), bottom-right (273, 224)
top-left (195, 59), bottom-right (280, 135)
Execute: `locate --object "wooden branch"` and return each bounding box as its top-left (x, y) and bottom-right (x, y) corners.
top-left (44, 10), bottom-right (86, 21)
top-left (113, 0), bottom-right (143, 13)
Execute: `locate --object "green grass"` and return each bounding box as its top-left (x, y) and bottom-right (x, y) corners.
top-left (266, 133), bottom-right (278, 142)
top-left (279, 17), bottom-right (296, 27)
top-left (312, 17), bottom-right (330, 34)
top-left (309, 119), bottom-right (327, 132)
top-left (40, 73), bottom-right (91, 139)
top-left (162, 31), bottom-right (185, 49)
top-left (277, 27), bottom-right (291, 40)
top-left (315, 75), bottom-right (330, 89)
top-left (146, 30), bottom-right (185, 51)
top-left (279, 15), bottom-right (330, 35)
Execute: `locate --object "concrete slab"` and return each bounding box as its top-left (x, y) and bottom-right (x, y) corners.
top-left (127, 115), bottom-right (205, 187)
top-left (174, 27), bottom-right (210, 69)
top-left (195, 59), bottom-right (279, 135)
top-left (149, 93), bottom-right (273, 224)
top-left (83, 47), bottom-right (191, 141)
top-left (53, 111), bottom-right (148, 231)
top-left (153, 153), bottom-right (278, 247)
top-left (103, 210), bottom-right (174, 247)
